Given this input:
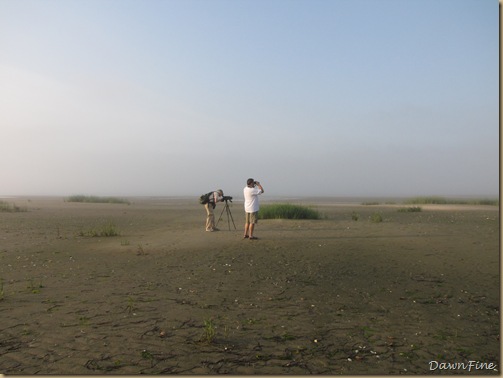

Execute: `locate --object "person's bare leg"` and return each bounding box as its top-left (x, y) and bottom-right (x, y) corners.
top-left (243, 223), bottom-right (249, 238)
top-left (249, 223), bottom-right (255, 238)
top-left (205, 204), bottom-right (213, 231)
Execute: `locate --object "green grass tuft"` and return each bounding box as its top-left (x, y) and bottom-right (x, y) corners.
top-left (370, 212), bottom-right (383, 223)
top-left (259, 204), bottom-right (320, 220)
top-left (202, 319), bottom-right (216, 343)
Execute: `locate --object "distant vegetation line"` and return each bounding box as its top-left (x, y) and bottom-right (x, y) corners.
top-left (0, 200), bottom-right (27, 213)
top-left (403, 196), bottom-right (498, 206)
top-left (66, 195), bottom-right (130, 205)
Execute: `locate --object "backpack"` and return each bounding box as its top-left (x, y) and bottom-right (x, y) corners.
top-left (199, 191), bottom-right (213, 205)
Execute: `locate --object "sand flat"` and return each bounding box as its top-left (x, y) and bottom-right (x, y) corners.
top-left (0, 197), bottom-right (499, 374)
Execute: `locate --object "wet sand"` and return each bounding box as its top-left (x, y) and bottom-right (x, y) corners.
top-left (0, 196), bottom-right (499, 374)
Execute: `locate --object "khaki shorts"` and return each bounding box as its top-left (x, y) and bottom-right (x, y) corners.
top-left (245, 212), bottom-right (258, 224)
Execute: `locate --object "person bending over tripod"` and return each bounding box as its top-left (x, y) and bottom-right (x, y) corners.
top-left (205, 189), bottom-right (224, 232)
top-left (243, 178), bottom-right (264, 240)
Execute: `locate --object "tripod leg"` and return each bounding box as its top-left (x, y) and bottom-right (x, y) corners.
top-left (228, 205), bottom-right (237, 230)
top-left (226, 205), bottom-right (231, 230)
top-left (216, 204), bottom-right (226, 227)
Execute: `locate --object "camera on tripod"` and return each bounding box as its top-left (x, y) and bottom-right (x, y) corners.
top-left (217, 195), bottom-right (236, 230)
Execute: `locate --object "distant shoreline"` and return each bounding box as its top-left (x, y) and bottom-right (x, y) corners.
top-left (1, 194), bottom-right (498, 206)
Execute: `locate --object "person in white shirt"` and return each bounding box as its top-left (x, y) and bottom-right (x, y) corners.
top-left (205, 189), bottom-right (224, 232)
top-left (243, 178), bottom-right (264, 240)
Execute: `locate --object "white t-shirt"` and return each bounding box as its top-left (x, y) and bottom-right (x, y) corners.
top-left (243, 186), bottom-right (263, 213)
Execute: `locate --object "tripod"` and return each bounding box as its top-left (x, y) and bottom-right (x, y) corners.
top-left (216, 199), bottom-right (236, 230)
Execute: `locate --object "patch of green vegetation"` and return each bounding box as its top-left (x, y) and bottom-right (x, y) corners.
top-left (361, 325), bottom-right (375, 339)
top-left (351, 211), bottom-right (360, 221)
top-left (66, 195), bottom-right (130, 205)
top-left (404, 196), bottom-right (498, 206)
top-left (255, 353), bottom-right (272, 361)
top-left (259, 204), bottom-right (320, 220)
top-left (28, 279), bottom-right (44, 294)
top-left (79, 316), bottom-right (90, 326)
top-left (79, 222), bottom-right (120, 237)
top-left (433, 329), bottom-right (453, 341)
top-left (201, 319), bottom-right (216, 343)
top-left (141, 349), bottom-right (154, 360)
top-left (279, 332), bottom-right (297, 341)
top-left (125, 296), bottom-right (136, 314)
top-left (397, 206), bottom-right (422, 212)
top-left (265, 332), bottom-right (298, 343)
top-left (0, 201), bottom-right (27, 212)
top-left (370, 212), bottom-right (383, 223)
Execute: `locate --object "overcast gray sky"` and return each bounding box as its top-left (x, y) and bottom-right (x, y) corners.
top-left (0, 0), bottom-right (498, 198)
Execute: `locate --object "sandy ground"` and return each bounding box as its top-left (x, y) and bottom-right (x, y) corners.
top-left (0, 196), bottom-right (499, 375)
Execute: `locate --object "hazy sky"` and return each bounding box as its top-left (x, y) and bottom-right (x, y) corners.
top-left (0, 0), bottom-right (498, 198)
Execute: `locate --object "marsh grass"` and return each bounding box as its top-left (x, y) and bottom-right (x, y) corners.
top-left (259, 204), bottom-right (320, 220)
top-left (67, 195), bottom-right (130, 205)
top-left (404, 196), bottom-right (498, 206)
top-left (398, 206), bottom-right (422, 213)
top-left (79, 222), bottom-right (120, 237)
top-left (0, 201), bottom-right (27, 213)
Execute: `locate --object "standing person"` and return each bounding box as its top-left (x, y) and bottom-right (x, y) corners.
top-left (243, 178), bottom-right (264, 240)
top-left (205, 189), bottom-right (224, 232)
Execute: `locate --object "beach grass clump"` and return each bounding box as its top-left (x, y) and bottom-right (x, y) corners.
top-left (370, 212), bottom-right (383, 223)
top-left (0, 201), bottom-right (27, 213)
top-left (398, 206), bottom-right (422, 213)
top-left (202, 319), bottom-right (216, 343)
top-left (79, 222), bottom-right (120, 237)
top-left (259, 204), bottom-right (320, 220)
top-left (67, 195), bottom-right (130, 205)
